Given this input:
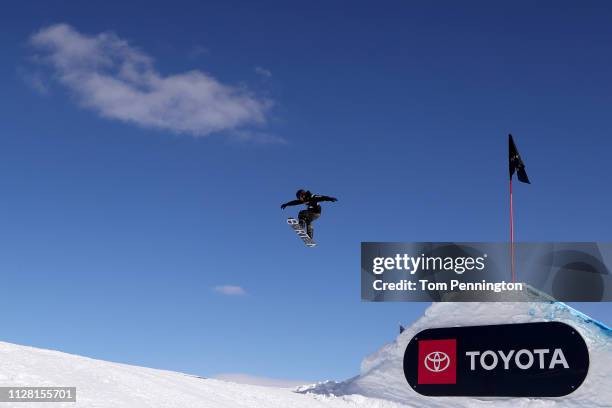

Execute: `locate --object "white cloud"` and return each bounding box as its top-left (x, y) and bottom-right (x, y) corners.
top-left (213, 285), bottom-right (246, 296)
top-left (254, 66), bottom-right (272, 78)
top-left (29, 24), bottom-right (271, 137)
top-left (214, 373), bottom-right (311, 388)
top-left (230, 130), bottom-right (287, 145)
top-left (18, 68), bottom-right (49, 95)
top-left (189, 45), bottom-right (209, 58)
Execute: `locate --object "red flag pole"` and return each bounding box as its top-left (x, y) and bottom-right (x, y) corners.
top-left (510, 178), bottom-right (515, 283)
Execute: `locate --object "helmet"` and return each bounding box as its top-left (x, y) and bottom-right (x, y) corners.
top-left (296, 189), bottom-right (311, 199)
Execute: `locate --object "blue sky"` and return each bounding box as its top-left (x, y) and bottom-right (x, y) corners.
top-left (0, 1), bottom-right (611, 381)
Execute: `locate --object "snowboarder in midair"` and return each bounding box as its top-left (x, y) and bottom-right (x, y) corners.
top-left (281, 190), bottom-right (337, 239)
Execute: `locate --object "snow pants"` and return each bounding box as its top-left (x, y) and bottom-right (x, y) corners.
top-left (298, 209), bottom-right (320, 239)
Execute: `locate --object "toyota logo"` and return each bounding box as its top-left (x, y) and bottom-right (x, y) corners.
top-left (424, 351), bottom-right (450, 372)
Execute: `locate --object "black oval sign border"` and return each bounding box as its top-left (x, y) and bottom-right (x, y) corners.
top-left (403, 321), bottom-right (589, 397)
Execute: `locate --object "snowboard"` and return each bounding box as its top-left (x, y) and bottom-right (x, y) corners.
top-left (287, 217), bottom-right (316, 247)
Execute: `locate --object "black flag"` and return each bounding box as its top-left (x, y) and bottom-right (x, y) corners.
top-left (509, 134), bottom-right (530, 184)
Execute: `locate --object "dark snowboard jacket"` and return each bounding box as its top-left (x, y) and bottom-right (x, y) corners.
top-left (282, 195), bottom-right (336, 214)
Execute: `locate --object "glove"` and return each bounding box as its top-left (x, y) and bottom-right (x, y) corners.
top-left (281, 204), bottom-right (287, 210)
top-left (330, 197), bottom-right (338, 202)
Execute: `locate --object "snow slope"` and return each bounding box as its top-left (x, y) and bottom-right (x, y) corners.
top-left (0, 302), bottom-right (608, 407)
top-left (0, 341), bottom-right (407, 408)
top-left (301, 302), bottom-right (612, 407)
